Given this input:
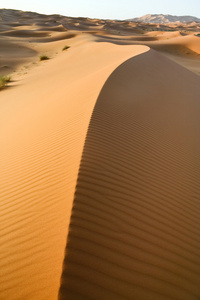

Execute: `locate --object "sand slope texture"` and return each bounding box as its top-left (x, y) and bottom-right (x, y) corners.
top-left (0, 8), bottom-right (200, 300)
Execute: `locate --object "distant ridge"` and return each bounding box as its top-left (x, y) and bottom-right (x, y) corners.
top-left (127, 14), bottom-right (200, 24)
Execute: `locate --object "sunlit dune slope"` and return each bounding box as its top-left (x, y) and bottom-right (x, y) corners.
top-left (0, 37), bottom-right (148, 300)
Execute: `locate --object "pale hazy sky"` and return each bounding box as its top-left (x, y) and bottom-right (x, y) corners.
top-left (1, 0), bottom-right (200, 19)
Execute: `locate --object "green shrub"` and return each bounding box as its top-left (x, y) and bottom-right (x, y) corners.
top-left (0, 75), bottom-right (11, 90)
top-left (40, 55), bottom-right (49, 61)
top-left (62, 45), bottom-right (70, 51)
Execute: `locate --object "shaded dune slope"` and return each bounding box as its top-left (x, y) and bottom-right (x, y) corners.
top-left (59, 50), bottom-right (200, 299)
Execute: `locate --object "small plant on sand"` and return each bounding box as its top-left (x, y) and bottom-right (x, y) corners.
top-left (40, 55), bottom-right (49, 61)
top-left (62, 45), bottom-right (70, 51)
top-left (0, 75), bottom-right (11, 90)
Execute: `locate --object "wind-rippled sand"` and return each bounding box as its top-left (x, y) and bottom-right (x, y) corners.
top-left (0, 9), bottom-right (200, 300)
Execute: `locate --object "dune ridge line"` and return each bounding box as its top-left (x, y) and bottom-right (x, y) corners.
top-left (59, 49), bottom-right (200, 300)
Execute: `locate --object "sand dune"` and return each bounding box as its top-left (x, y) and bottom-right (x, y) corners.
top-left (93, 32), bottom-right (200, 75)
top-left (59, 49), bottom-right (200, 299)
top-left (0, 8), bottom-right (200, 300)
top-left (0, 23), bottom-right (147, 299)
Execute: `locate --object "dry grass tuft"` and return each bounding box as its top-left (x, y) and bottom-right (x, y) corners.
top-left (0, 75), bottom-right (11, 90)
top-left (62, 46), bottom-right (70, 51)
top-left (40, 55), bottom-right (49, 61)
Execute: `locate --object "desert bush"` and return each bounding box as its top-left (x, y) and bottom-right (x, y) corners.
top-left (62, 45), bottom-right (70, 51)
top-left (0, 75), bottom-right (11, 90)
top-left (40, 55), bottom-right (49, 61)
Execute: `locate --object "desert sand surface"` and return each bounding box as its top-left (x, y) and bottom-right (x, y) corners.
top-left (0, 8), bottom-right (200, 300)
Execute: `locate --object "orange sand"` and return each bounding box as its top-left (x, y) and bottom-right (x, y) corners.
top-left (0, 9), bottom-right (200, 300)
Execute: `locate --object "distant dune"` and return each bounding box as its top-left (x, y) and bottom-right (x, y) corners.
top-left (0, 8), bottom-right (200, 300)
top-left (128, 14), bottom-right (200, 24)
